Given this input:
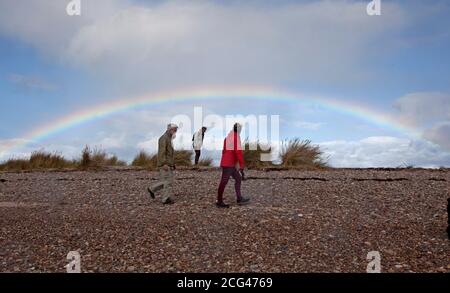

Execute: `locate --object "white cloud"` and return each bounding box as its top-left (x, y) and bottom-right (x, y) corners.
top-left (0, 0), bottom-right (129, 56)
top-left (394, 92), bottom-right (450, 126)
top-left (66, 0), bottom-right (409, 88)
top-left (0, 138), bottom-right (30, 159)
top-left (136, 137), bottom-right (159, 153)
top-left (320, 136), bottom-right (450, 168)
top-left (393, 92), bottom-right (450, 150)
top-left (97, 136), bottom-right (126, 149)
top-left (0, 139), bottom-right (80, 161)
top-left (0, 0), bottom-right (409, 90)
top-left (423, 122), bottom-right (450, 150)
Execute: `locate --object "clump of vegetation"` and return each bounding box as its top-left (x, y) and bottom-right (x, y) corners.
top-left (29, 150), bottom-right (74, 169)
top-left (197, 157), bottom-right (213, 167)
top-left (105, 154), bottom-right (127, 167)
top-left (279, 138), bottom-right (328, 169)
top-left (174, 150), bottom-right (192, 167)
top-left (131, 150), bottom-right (157, 169)
top-left (80, 146), bottom-right (91, 168)
top-left (0, 150), bottom-right (74, 171)
top-left (78, 146), bottom-right (126, 169)
top-left (0, 158), bottom-right (29, 171)
top-left (243, 141), bottom-right (273, 169)
top-left (131, 149), bottom-right (194, 169)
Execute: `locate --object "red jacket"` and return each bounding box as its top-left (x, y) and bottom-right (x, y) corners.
top-left (220, 131), bottom-right (245, 169)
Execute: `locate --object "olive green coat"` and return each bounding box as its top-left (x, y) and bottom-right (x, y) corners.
top-left (157, 131), bottom-right (174, 167)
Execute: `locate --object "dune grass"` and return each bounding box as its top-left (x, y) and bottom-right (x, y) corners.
top-left (79, 146), bottom-right (126, 169)
top-left (130, 149), bottom-right (194, 169)
top-left (0, 147), bottom-right (126, 171)
top-left (279, 138), bottom-right (328, 169)
top-left (242, 141), bottom-right (274, 169)
top-left (174, 150), bottom-right (193, 167)
top-left (197, 157), bottom-right (213, 167)
top-left (0, 150), bottom-right (74, 171)
top-left (131, 150), bottom-right (157, 169)
top-left (241, 138), bottom-right (328, 170)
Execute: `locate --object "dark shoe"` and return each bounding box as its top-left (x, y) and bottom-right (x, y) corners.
top-left (237, 196), bottom-right (250, 205)
top-left (163, 198), bottom-right (175, 205)
top-left (147, 187), bottom-right (155, 199)
top-left (216, 201), bottom-right (230, 208)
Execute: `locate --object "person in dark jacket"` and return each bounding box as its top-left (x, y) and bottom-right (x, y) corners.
top-left (147, 123), bottom-right (178, 204)
top-left (216, 123), bottom-right (250, 208)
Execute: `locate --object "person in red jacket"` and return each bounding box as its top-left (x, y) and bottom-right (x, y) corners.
top-left (216, 123), bottom-right (250, 208)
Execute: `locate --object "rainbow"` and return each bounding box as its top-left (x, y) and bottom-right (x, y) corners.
top-left (2, 85), bottom-right (419, 157)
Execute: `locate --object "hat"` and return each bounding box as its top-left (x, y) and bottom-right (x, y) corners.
top-left (167, 123), bottom-right (179, 130)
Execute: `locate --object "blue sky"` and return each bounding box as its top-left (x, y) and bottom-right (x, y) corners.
top-left (1, 0), bottom-right (450, 167)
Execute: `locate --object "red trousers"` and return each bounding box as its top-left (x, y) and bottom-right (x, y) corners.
top-left (217, 167), bottom-right (242, 202)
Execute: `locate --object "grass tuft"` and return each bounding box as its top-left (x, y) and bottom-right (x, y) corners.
top-left (243, 141), bottom-right (273, 169)
top-left (131, 149), bottom-right (193, 169)
top-left (131, 150), bottom-right (157, 170)
top-left (78, 146), bottom-right (126, 169)
top-left (279, 138), bottom-right (328, 169)
top-left (0, 150), bottom-right (74, 171)
top-left (174, 150), bottom-right (192, 167)
top-left (197, 157), bottom-right (213, 167)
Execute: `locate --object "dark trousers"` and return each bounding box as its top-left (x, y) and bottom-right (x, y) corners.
top-left (217, 167), bottom-right (242, 203)
top-left (194, 150), bottom-right (201, 165)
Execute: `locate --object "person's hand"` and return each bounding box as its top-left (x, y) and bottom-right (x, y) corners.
top-left (240, 169), bottom-right (246, 181)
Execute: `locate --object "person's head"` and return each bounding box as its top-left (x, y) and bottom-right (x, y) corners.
top-left (233, 123), bottom-right (242, 134)
top-left (167, 123), bottom-right (178, 137)
top-left (201, 126), bottom-right (207, 134)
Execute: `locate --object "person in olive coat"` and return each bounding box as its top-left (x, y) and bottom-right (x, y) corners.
top-left (147, 123), bottom-right (178, 204)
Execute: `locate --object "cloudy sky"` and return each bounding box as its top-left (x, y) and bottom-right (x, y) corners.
top-left (0, 0), bottom-right (450, 167)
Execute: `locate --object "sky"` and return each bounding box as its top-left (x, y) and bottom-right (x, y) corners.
top-left (0, 0), bottom-right (450, 167)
